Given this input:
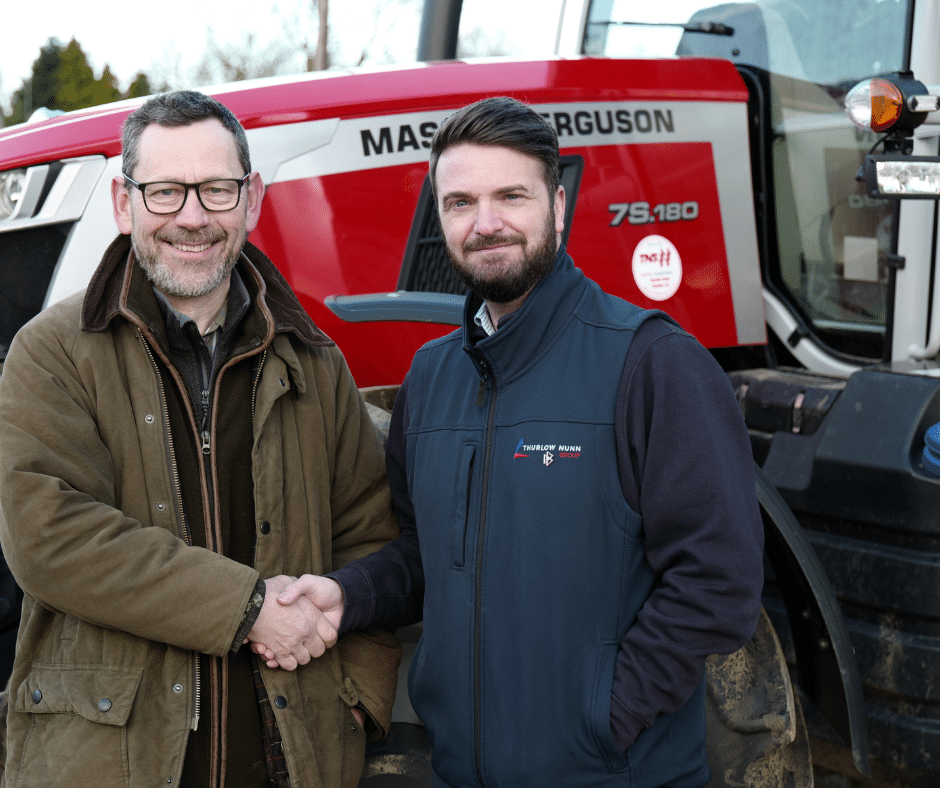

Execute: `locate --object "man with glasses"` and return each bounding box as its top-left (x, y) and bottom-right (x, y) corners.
top-left (0, 90), bottom-right (400, 788)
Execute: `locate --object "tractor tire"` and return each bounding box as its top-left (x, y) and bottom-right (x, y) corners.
top-left (706, 606), bottom-right (813, 788)
top-left (359, 722), bottom-right (433, 787)
top-left (356, 611), bottom-right (812, 788)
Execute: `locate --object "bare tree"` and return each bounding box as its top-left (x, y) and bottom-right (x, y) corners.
top-left (295, 0), bottom-right (419, 70)
top-left (457, 27), bottom-right (511, 58)
top-left (347, 0), bottom-right (420, 66)
top-left (193, 29), bottom-right (301, 86)
top-left (147, 0), bottom-right (419, 93)
top-left (144, 42), bottom-right (184, 91)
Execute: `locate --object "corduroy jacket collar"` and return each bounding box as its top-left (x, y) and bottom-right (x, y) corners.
top-left (81, 233), bottom-right (332, 350)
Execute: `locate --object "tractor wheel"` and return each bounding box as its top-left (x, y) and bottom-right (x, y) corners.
top-left (706, 606), bottom-right (813, 788)
top-left (358, 722), bottom-right (433, 787)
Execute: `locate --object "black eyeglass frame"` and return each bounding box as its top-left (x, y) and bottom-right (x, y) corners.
top-left (123, 173), bottom-right (251, 215)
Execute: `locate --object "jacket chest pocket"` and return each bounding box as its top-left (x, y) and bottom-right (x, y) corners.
top-left (15, 666), bottom-right (143, 788)
top-left (451, 444), bottom-right (476, 568)
top-left (412, 436), bottom-right (479, 572)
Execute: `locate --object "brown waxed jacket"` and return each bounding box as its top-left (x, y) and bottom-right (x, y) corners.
top-left (0, 235), bottom-right (401, 788)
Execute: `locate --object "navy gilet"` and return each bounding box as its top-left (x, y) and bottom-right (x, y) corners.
top-left (405, 251), bottom-right (709, 788)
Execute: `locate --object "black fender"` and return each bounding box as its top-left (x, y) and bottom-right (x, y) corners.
top-left (755, 463), bottom-right (870, 777)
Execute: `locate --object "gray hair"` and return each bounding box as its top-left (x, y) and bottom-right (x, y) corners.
top-left (121, 90), bottom-right (251, 178)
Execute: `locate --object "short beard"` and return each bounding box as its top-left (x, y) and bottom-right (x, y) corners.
top-left (133, 234), bottom-right (238, 299)
top-left (449, 210), bottom-right (557, 304)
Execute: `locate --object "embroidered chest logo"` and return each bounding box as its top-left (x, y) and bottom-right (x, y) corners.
top-left (513, 438), bottom-right (582, 465)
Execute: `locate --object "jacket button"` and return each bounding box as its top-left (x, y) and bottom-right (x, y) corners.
top-left (260, 521), bottom-right (271, 534)
top-left (31, 689), bottom-right (41, 703)
top-left (98, 698), bottom-right (112, 712)
top-left (173, 684), bottom-right (183, 694)
top-left (156, 502), bottom-right (166, 511)
top-left (274, 695), bottom-right (288, 709)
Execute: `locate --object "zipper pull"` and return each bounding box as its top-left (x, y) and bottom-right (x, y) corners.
top-left (476, 359), bottom-right (489, 407)
top-left (201, 430), bottom-right (211, 455)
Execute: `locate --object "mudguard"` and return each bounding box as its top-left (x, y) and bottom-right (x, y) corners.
top-left (756, 464), bottom-right (870, 777)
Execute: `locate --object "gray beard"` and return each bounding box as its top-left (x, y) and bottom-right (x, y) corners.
top-left (134, 240), bottom-right (237, 299)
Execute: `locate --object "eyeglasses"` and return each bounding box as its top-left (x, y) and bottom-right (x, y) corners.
top-left (123, 174), bottom-right (250, 215)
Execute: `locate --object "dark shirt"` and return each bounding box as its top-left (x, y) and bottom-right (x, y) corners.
top-left (153, 270), bottom-right (270, 788)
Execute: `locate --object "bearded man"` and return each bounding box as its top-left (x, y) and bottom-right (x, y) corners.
top-left (269, 95), bottom-right (765, 788)
top-left (0, 90), bottom-right (400, 788)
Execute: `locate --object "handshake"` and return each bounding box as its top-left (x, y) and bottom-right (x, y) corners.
top-left (247, 574), bottom-right (366, 727)
top-left (246, 574), bottom-right (344, 671)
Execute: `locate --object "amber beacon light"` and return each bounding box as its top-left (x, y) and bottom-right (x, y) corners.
top-left (846, 73), bottom-right (939, 134)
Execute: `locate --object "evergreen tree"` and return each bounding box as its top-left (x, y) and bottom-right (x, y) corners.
top-left (7, 38), bottom-right (64, 125)
top-left (124, 73), bottom-right (153, 100)
top-left (94, 65), bottom-right (123, 106)
top-left (3, 38), bottom-right (159, 126)
top-left (54, 39), bottom-right (99, 112)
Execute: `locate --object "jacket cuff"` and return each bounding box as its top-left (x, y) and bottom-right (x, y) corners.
top-left (610, 693), bottom-right (647, 753)
top-left (328, 565), bottom-right (375, 634)
top-left (231, 578), bottom-right (266, 652)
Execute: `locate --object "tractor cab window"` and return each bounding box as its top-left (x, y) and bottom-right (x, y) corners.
top-left (584, 0), bottom-right (912, 361)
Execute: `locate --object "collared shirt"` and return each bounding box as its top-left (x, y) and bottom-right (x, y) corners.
top-left (153, 291), bottom-right (230, 358)
top-left (474, 302), bottom-right (496, 336)
top-left (151, 269), bottom-right (251, 433)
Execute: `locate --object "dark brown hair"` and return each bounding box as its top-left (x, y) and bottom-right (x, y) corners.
top-left (429, 96), bottom-right (560, 198)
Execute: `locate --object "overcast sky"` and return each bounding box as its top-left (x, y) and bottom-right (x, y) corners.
top-left (1, 0), bottom-right (567, 114)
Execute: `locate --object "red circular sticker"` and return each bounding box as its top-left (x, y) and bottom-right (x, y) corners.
top-left (632, 235), bottom-right (682, 301)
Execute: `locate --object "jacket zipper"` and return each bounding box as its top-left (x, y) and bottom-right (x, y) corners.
top-left (140, 333), bottom-right (202, 731)
top-left (201, 342), bottom-right (224, 788)
top-left (201, 389), bottom-right (211, 455)
top-left (134, 304), bottom-right (273, 788)
top-left (145, 327), bottom-right (270, 786)
top-left (250, 351), bottom-right (267, 419)
top-left (197, 344), bottom-right (215, 520)
top-left (473, 357), bottom-right (497, 787)
top-left (204, 347), bottom-right (266, 788)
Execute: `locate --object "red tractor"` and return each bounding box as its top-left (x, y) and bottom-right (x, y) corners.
top-left (4, 1), bottom-right (940, 784)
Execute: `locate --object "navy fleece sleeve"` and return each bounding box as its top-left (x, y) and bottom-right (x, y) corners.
top-left (609, 319), bottom-right (764, 752)
top-left (331, 376), bottom-right (424, 633)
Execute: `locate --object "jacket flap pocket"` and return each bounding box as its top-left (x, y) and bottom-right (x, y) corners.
top-left (16, 665), bottom-right (143, 726)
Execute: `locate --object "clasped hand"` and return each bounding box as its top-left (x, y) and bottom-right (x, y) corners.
top-left (246, 575), bottom-right (344, 671)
